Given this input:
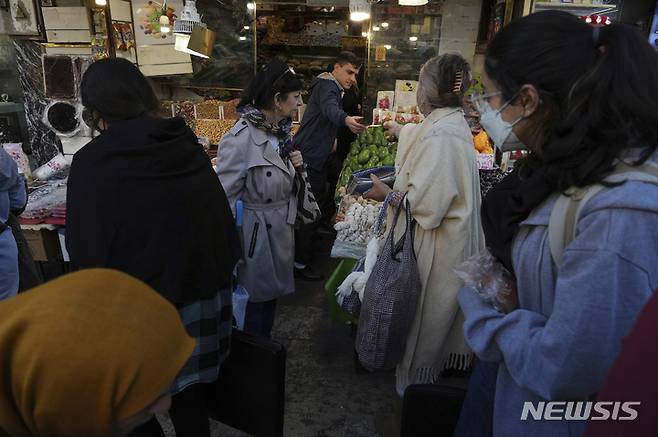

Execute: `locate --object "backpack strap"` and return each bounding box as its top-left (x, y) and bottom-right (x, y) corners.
top-left (549, 161), bottom-right (658, 267)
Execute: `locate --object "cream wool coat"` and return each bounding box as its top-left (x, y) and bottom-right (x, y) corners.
top-left (387, 107), bottom-right (485, 394)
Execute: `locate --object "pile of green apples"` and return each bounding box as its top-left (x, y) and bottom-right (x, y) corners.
top-left (337, 126), bottom-right (397, 188)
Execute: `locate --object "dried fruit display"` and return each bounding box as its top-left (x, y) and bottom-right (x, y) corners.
top-left (194, 119), bottom-right (236, 144)
top-left (195, 100), bottom-right (223, 119)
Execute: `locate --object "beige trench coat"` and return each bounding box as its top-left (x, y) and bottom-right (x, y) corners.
top-left (217, 118), bottom-right (298, 302)
top-left (387, 107), bottom-right (485, 394)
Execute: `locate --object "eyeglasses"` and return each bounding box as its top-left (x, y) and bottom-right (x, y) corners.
top-left (469, 91), bottom-right (503, 111)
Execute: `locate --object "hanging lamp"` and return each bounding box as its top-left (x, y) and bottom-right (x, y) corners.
top-left (173, 0), bottom-right (215, 58)
top-left (349, 0), bottom-right (370, 22)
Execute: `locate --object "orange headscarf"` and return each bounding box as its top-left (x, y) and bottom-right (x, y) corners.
top-left (0, 269), bottom-right (195, 436)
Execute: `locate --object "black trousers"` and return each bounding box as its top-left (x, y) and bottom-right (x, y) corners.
top-left (6, 213), bottom-right (42, 291)
top-left (129, 384), bottom-right (211, 437)
top-left (295, 165), bottom-right (329, 266)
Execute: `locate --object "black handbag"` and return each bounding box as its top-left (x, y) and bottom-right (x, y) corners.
top-left (400, 384), bottom-right (466, 437)
top-left (205, 329), bottom-right (286, 437)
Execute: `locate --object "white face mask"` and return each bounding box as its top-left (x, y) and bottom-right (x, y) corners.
top-left (474, 96), bottom-right (527, 152)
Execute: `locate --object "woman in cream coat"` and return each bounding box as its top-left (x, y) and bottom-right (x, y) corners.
top-left (366, 54), bottom-right (484, 395)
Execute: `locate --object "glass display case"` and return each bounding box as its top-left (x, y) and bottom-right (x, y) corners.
top-left (150, 0), bottom-right (482, 116)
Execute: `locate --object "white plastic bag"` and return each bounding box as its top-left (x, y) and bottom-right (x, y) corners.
top-left (454, 249), bottom-right (516, 313)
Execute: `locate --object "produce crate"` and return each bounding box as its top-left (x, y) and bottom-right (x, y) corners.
top-left (335, 126), bottom-right (398, 201)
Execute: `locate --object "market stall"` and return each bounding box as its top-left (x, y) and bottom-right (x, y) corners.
top-left (1, 0), bottom-right (491, 279)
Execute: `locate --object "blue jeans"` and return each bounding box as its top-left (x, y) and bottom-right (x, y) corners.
top-left (0, 229), bottom-right (19, 300)
top-left (243, 299), bottom-right (277, 337)
top-left (453, 359), bottom-right (498, 437)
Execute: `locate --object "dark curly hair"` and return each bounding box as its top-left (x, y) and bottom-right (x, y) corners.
top-left (485, 10), bottom-right (658, 191)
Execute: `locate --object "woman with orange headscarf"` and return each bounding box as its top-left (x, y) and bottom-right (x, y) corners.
top-left (0, 269), bottom-right (195, 436)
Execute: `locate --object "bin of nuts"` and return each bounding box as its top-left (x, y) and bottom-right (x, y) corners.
top-left (194, 100), bottom-right (224, 120)
top-left (194, 119), bottom-right (236, 145)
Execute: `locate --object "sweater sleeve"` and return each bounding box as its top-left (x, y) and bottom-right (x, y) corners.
top-left (458, 246), bottom-right (653, 401)
top-left (8, 174), bottom-right (26, 213)
top-left (318, 82), bottom-right (348, 127)
top-left (216, 129), bottom-right (248, 216)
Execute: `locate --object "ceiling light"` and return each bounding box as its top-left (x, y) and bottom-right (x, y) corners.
top-left (373, 26), bottom-right (380, 31)
top-left (384, 44), bottom-right (392, 50)
top-left (398, 0), bottom-right (428, 5)
top-left (95, 0), bottom-right (107, 6)
top-left (247, 2), bottom-right (255, 10)
top-left (243, 25), bottom-right (250, 30)
top-left (381, 22), bottom-right (389, 28)
top-left (350, 0), bottom-right (370, 22)
top-left (409, 36), bottom-right (418, 42)
top-left (361, 32), bottom-right (368, 37)
top-left (239, 36), bottom-right (246, 40)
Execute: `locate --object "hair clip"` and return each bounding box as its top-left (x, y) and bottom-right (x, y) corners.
top-left (453, 70), bottom-right (464, 94)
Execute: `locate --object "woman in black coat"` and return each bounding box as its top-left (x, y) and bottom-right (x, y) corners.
top-left (66, 58), bottom-right (240, 437)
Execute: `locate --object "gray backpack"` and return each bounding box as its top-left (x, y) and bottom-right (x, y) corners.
top-left (356, 197), bottom-right (422, 371)
top-left (549, 161), bottom-right (658, 266)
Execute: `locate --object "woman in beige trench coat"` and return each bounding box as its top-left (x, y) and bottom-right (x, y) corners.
top-left (366, 54), bottom-right (485, 396)
top-left (217, 60), bottom-right (305, 337)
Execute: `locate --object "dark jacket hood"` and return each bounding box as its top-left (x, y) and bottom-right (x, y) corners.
top-left (92, 116), bottom-right (205, 178)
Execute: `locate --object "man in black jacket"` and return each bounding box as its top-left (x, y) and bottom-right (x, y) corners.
top-left (293, 51), bottom-right (365, 280)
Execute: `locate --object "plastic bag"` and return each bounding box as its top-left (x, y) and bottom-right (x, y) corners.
top-left (454, 249), bottom-right (516, 313)
top-left (330, 240), bottom-right (368, 259)
top-left (232, 284), bottom-right (249, 331)
top-left (22, 180), bottom-right (67, 220)
top-left (336, 237), bottom-right (383, 318)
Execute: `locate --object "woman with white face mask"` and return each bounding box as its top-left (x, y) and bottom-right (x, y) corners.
top-left (365, 54), bottom-right (485, 396)
top-left (456, 10), bottom-right (658, 437)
